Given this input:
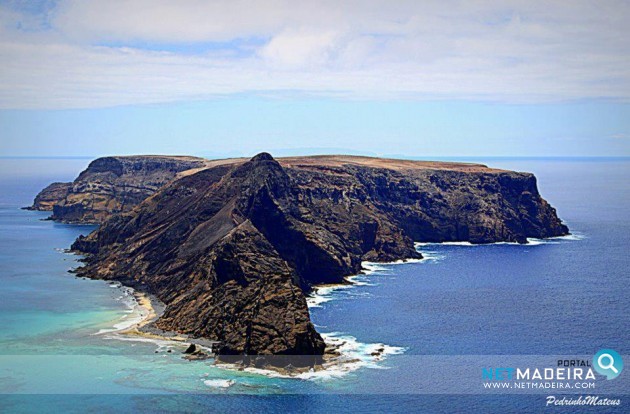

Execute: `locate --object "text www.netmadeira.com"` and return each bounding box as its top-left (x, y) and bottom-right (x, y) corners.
top-left (483, 382), bottom-right (595, 389)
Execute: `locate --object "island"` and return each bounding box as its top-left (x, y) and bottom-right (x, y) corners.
top-left (26, 155), bottom-right (211, 223)
top-left (29, 153), bottom-right (569, 369)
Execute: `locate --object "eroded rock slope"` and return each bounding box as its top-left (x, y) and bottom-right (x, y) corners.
top-left (65, 153), bottom-right (568, 365)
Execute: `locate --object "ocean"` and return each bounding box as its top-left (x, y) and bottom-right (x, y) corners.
top-left (0, 157), bottom-right (628, 413)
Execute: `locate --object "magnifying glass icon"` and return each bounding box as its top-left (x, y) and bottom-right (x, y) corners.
top-left (598, 353), bottom-right (618, 373)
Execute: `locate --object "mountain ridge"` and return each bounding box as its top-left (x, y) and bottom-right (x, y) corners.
top-left (32, 153), bottom-right (568, 368)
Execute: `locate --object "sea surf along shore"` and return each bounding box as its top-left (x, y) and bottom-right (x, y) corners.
top-left (94, 231), bottom-right (584, 381)
top-left (1, 157), bottom-right (628, 414)
top-left (32, 153), bottom-right (569, 371)
top-left (93, 264), bottom-right (408, 380)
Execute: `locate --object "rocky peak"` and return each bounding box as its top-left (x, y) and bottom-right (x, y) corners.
top-left (250, 152), bottom-right (275, 162)
top-left (78, 157), bottom-right (124, 177)
top-left (60, 154), bottom-right (568, 366)
top-left (228, 152), bottom-right (290, 204)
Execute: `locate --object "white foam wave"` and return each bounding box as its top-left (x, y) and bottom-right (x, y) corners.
top-left (295, 333), bottom-right (405, 381)
top-left (524, 238), bottom-right (548, 245)
top-left (234, 333), bottom-right (405, 381)
top-left (421, 241), bottom-right (475, 246)
top-left (306, 265), bottom-right (387, 309)
top-left (527, 232), bottom-right (586, 245)
top-left (306, 283), bottom-right (354, 308)
top-left (415, 232), bottom-right (585, 248)
top-left (360, 263), bottom-right (390, 275)
top-left (422, 252), bottom-right (446, 263)
top-left (361, 259), bottom-right (424, 273)
top-left (203, 379), bottom-right (235, 388)
top-left (388, 258), bottom-right (425, 264)
top-left (346, 274), bottom-right (375, 286)
top-left (93, 287), bottom-right (148, 335)
top-left (308, 256), bottom-right (432, 309)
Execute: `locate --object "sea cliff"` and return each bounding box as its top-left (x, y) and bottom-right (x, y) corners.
top-left (26, 155), bottom-right (209, 223)
top-left (32, 153), bottom-right (569, 367)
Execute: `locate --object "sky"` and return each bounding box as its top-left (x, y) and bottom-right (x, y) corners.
top-left (0, 0), bottom-right (629, 158)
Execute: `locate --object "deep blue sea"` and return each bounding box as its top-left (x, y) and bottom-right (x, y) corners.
top-left (0, 158), bottom-right (628, 413)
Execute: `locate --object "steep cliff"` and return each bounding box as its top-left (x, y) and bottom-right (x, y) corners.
top-left (27, 155), bottom-right (210, 223)
top-left (26, 182), bottom-right (72, 211)
top-left (68, 153), bottom-right (568, 366)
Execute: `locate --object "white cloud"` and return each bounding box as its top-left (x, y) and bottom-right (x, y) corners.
top-left (258, 29), bottom-right (342, 69)
top-left (0, 0), bottom-right (628, 109)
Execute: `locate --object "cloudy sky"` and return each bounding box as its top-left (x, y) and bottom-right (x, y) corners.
top-left (0, 0), bottom-right (628, 157)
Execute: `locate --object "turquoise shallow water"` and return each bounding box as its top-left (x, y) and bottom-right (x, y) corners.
top-left (0, 158), bottom-right (628, 413)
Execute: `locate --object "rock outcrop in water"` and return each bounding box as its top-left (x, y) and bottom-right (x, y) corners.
top-left (27, 155), bottom-right (209, 223)
top-left (60, 153), bottom-right (568, 366)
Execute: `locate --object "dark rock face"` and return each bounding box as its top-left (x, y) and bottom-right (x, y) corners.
top-left (312, 165), bottom-right (568, 245)
top-left (66, 153), bottom-right (567, 365)
top-left (25, 182), bottom-right (72, 211)
top-left (73, 156), bottom-right (327, 365)
top-left (27, 155), bottom-right (208, 223)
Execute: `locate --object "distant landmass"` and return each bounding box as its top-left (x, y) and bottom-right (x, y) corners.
top-left (25, 155), bottom-right (210, 222)
top-left (29, 153), bottom-right (569, 368)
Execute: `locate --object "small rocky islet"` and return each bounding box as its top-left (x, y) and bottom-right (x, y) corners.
top-left (29, 152), bottom-right (569, 368)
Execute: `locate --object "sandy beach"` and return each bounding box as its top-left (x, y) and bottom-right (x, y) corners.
top-left (116, 290), bottom-right (191, 344)
top-left (107, 284), bottom-right (397, 379)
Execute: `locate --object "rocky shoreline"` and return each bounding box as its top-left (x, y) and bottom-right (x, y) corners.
top-left (34, 153), bottom-right (569, 367)
top-left (109, 280), bottom-right (382, 377)
top-left (25, 155), bottom-right (211, 223)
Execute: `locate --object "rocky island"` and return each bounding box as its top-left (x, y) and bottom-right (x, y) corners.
top-left (30, 153), bottom-right (569, 368)
top-left (26, 155), bottom-right (210, 223)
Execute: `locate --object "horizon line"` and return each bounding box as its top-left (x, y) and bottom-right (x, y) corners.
top-left (1, 155), bottom-right (629, 161)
